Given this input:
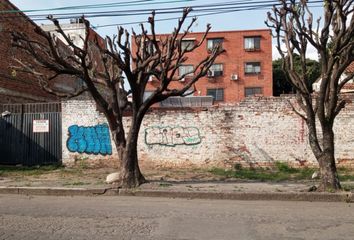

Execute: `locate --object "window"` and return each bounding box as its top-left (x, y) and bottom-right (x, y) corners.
top-left (245, 87), bottom-right (263, 97)
top-left (208, 64), bottom-right (223, 77)
top-left (207, 88), bottom-right (224, 101)
top-left (179, 65), bottom-right (194, 77)
top-left (244, 36), bottom-right (261, 51)
top-left (143, 91), bottom-right (154, 101)
top-left (181, 40), bottom-right (195, 51)
top-left (207, 38), bottom-right (223, 51)
top-left (184, 87), bottom-right (195, 96)
top-left (245, 62), bottom-right (261, 74)
top-left (146, 41), bottom-right (157, 54)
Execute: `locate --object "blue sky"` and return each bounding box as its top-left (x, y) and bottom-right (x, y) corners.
top-left (10, 0), bottom-right (324, 59)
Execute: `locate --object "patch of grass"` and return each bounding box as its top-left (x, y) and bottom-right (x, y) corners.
top-left (73, 159), bottom-right (91, 170)
top-left (209, 162), bottom-right (315, 182)
top-left (63, 181), bottom-right (89, 186)
top-left (210, 163), bottom-right (354, 182)
top-left (339, 175), bottom-right (354, 181)
top-left (0, 164), bottom-right (63, 177)
top-left (59, 167), bottom-right (84, 177)
top-left (158, 182), bottom-right (172, 187)
top-left (95, 180), bottom-right (106, 185)
top-left (342, 184), bottom-right (354, 192)
top-left (334, 167), bottom-right (354, 182)
top-left (296, 167), bottom-right (315, 179)
top-left (71, 181), bottom-right (88, 186)
top-left (275, 162), bottom-right (298, 174)
top-left (234, 163), bottom-right (243, 171)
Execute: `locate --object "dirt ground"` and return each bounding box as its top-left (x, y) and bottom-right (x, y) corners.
top-left (1, 159), bottom-right (354, 192)
top-left (0, 160), bottom-right (223, 188)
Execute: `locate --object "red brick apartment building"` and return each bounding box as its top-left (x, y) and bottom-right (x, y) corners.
top-left (138, 29), bottom-right (272, 105)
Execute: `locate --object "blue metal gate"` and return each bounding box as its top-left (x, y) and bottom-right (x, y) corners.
top-left (0, 103), bottom-right (62, 166)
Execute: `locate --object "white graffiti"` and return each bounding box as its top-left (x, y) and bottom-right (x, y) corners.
top-left (145, 126), bottom-right (201, 146)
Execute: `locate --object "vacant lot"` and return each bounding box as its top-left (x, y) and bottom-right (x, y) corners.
top-left (1, 160), bottom-right (354, 191)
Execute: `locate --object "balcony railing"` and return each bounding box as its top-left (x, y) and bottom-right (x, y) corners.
top-left (160, 96), bottom-right (213, 108)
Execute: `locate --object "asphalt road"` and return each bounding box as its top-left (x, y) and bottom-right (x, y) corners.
top-left (0, 194), bottom-right (353, 240)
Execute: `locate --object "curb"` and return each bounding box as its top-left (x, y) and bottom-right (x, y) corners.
top-left (0, 187), bottom-right (117, 196)
top-left (119, 189), bottom-right (354, 202)
top-left (0, 186), bottom-right (353, 202)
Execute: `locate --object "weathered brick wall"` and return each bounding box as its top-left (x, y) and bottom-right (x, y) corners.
top-left (61, 100), bottom-right (117, 162)
top-left (0, 0), bottom-right (58, 103)
top-left (61, 96), bottom-right (354, 168)
top-left (0, 1), bottom-right (83, 104)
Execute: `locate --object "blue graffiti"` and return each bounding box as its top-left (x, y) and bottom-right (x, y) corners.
top-left (67, 124), bottom-right (112, 155)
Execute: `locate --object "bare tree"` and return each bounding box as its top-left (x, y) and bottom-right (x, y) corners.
top-left (266, 0), bottom-right (354, 191)
top-left (12, 8), bottom-right (222, 188)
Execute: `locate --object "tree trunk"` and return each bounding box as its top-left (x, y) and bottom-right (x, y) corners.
top-left (119, 139), bottom-right (146, 188)
top-left (316, 127), bottom-right (341, 191)
top-left (306, 114), bottom-right (341, 191)
top-left (317, 151), bottom-right (341, 191)
top-left (114, 112), bottom-right (146, 188)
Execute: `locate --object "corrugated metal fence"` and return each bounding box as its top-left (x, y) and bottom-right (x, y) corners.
top-left (0, 103), bottom-right (62, 166)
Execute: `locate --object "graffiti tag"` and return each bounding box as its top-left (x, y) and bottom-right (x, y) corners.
top-left (67, 124), bottom-right (112, 155)
top-left (145, 126), bottom-right (201, 146)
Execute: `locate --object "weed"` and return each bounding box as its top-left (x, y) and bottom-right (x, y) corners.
top-left (342, 184), bottom-right (354, 192)
top-left (234, 163), bottom-right (243, 171)
top-left (72, 181), bottom-right (87, 186)
top-left (74, 159), bottom-right (90, 170)
top-left (63, 181), bottom-right (88, 186)
top-left (339, 174), bottom-right (354, 181)
top-left (95, 180), bottom-right (106, 185)
top-left (0, 164), bottom-right (63, 177)
top-left (209, 164), bottom-right (317, 182)
top-left (275, 162), bottom-right (298, 174)
top-left (296, 168), bottom-right (314, 179)
top-left (159, 182), bottom-right (172, 187)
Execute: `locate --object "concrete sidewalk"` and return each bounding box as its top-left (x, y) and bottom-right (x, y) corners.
top-left (0, 180), bottom-right (353, 203)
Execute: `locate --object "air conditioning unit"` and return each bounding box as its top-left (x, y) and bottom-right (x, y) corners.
top-left (231, 74), bottom-right (238, 81)
top-left (207, 70), bottom-right (215, 77)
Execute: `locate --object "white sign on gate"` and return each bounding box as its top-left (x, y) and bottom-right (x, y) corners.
top-left (33, 119), bottom-right (49, 133)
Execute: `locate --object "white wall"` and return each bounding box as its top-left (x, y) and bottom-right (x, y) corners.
top-left (61, 97), bottom-right (354, 168)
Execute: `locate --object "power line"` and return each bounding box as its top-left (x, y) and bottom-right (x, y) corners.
top-left (1, 0), bottom-right (323, 20)
top-left (96, 7), bottom-right (267, 28)
top-left (1, 0), bottom-right (195, 13)
top-left (94, 4), bottom-right (323, 29)
top-left (0, 0), bottom-right (324, 30)
top-left (35, 0), bottom-right (282, 18)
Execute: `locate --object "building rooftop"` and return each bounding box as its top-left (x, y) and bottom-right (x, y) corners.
top-left (147, 28), bottom-right (271, 38)
top-left (346, 62), bottom-right (354, 73)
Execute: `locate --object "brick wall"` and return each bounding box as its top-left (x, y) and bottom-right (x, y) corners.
top-left (0, 0), bottom-right (59, 103)
top-left (61, 96), bottom-right (354, 168)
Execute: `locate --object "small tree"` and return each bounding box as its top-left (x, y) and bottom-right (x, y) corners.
top-left (266, 0), bottom-right (354, 191)
top-left (273, 55), bottom-right (320, 96)
top-left (12, 8), bottom-right (222, 188)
